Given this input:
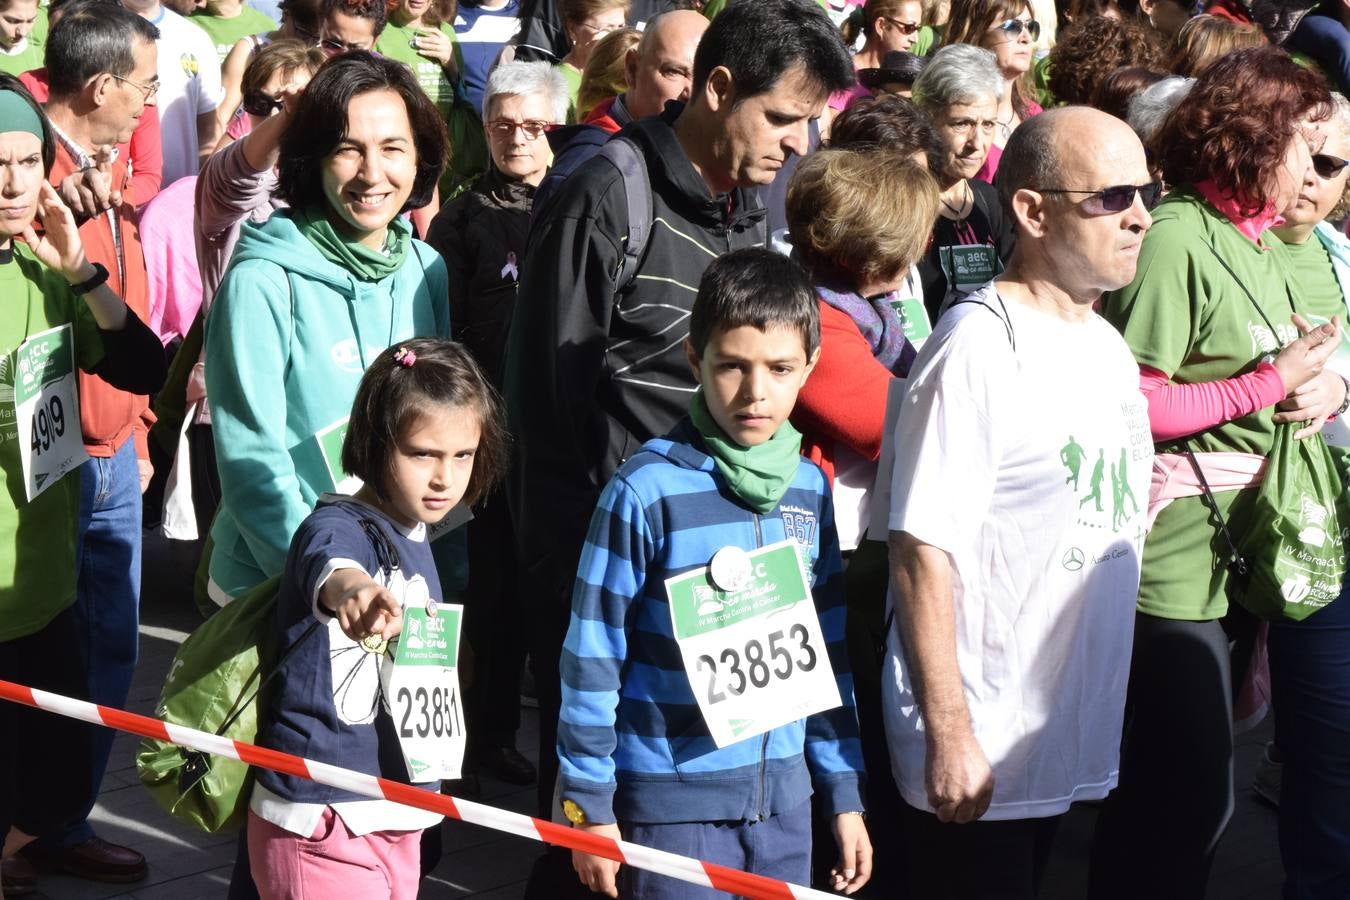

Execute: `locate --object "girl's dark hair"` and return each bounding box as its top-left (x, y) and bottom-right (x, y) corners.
top-left (342, 339), bottom-right (509, 508)
top-left (689, 248), bottom-right (820, 359)
top-left (276, 51), bottom-right (448, 214)
top-left (1092, 64), bottom-right (1167, 121)
top-left (0, 75), bottom-right (55, 175)
top-left (827, 93), bottom-right (944, 174)
top-left (1154, 46), bottom-right (1330, 216)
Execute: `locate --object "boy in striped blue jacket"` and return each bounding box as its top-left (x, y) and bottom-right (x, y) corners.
top-left (558, 248), bottom-right (872, 898)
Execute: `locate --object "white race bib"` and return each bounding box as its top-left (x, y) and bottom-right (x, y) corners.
top-left (379, 574), bottom-right (466, 782)
top-left (665, 540), bottom-right (840, 748)
top-left (14, 324), bottom-right (88, 501)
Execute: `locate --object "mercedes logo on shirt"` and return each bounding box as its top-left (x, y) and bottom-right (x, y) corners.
top-left (1062, 547), bottom-right (1085, 572)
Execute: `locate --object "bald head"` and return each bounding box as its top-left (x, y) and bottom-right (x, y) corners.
top-left (624, 9), bottom-right (708, 119)
top-left (1000, 106), bottom-right (1154, 298)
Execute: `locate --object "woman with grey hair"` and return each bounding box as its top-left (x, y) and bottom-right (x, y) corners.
top-left (911, 44), bottom-right (1016, 321)
top-left (423, 59), bottom-right (569, 791)
top-left (1266, 92), bottom-right (1350, 894)
top-left (1126, 75), bottom-right (1194, 148)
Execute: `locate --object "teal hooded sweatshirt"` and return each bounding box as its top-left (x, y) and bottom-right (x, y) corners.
top-left (204, 210), bottom-right (450, 599)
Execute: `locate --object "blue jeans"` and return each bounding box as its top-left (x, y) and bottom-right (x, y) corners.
top-left (1269, 583), bottom-right (1350, 899)
top-left (617, 800), bottom-right (812, 899)
top-left (43, 438), bottom-right (143, 848)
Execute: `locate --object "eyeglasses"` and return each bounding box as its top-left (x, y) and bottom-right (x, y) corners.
top-left (993, 18), bottom-right (1040, 40)
top-left (319, 34), bottom-right (369, 54)
top-left (1040, 182), bottom-right (1162, 215)
top-left (1314, 153), bottom-right (1350, 179)
top-left (880, 16), bottom-right (921, 34)
top-left (487, 119), bottom-right (552, 140)
top-left (111, 73), bottom-right (159, 102)
top-left (242, 90), bottom-right (283, 118)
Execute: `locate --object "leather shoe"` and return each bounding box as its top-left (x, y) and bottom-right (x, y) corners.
top-left (22, 838), bottom-right (148, 884)
top-left (480, 746), bottom-right (537, 785)
top-left (1, 856), bottom-right (36, 897)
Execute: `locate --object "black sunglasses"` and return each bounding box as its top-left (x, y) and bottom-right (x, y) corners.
top-left (994, 18), bottom-right (1041, 40)
top-left (1039, 182), bottom-right (1162, 215)
top-left (1313, 153), bottom-right (1350, 180)
top-left (241, 90), bottom-right (283, 118)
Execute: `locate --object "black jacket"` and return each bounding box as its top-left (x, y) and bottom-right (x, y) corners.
top-left (511, 0), bottom-right (686, 62)
top-left (502, 104), bottom-right (767, 595)
top-left (426, 167), bottom-right (533, 388)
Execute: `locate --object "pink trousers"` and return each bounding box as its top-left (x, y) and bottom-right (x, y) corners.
top-left (247, 808), bottom-right (423, 900)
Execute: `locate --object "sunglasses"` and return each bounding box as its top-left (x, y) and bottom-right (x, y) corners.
top-left (1313, 153), bottom-right (1350, 179)
top-left (241, 90), bottom-right (283, 118)
top-left (880, 15), bottom-right (921, 34)
top-left (993, 18), bottom-right (1041, 40)
top-left (1040, 182), bottom-right (1162, 215)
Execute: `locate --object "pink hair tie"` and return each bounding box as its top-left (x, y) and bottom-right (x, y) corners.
top-left (394, 347), bottom-right (417, 367)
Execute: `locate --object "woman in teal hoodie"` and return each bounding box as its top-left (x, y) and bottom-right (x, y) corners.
top-left (204, 51), bottom-right (452, 603)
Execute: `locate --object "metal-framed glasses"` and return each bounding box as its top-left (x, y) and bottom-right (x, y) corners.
top-left (487, 119), bottom-right (552, 140)
top-left (1039, 182), bottom-right (1162, 215)
top-left (111, 73), bottom-right (159, 102)
top-left (993, 18), bottom-right (1041, 40)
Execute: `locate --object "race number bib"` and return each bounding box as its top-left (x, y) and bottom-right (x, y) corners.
top-left (939, 244), bottom-right (1001, 293)
top-left (665, 540), bottom-right (840, 748)
top-left (14, 324), bottom-right (88, 501)
top-left (315, 417), bottom-right (363, 495)
top-left (379, 574), bottom-right (466, 782)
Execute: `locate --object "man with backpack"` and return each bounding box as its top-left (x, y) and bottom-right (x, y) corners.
top-left (502, 1), bottom-right (852, 891)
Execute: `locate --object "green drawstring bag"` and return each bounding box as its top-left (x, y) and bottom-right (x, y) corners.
top-left (135, 575), bottom-right (313, 832)
top-left (1235, 424), bottom-right (1350, 621)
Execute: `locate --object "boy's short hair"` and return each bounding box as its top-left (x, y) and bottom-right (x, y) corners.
top-left (689, 248), bottom-right (819, 359)
top-left (341, 338), bottom-right (509, 509)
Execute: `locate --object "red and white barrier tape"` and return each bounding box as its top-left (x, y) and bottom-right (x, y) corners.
top-left (0, 679), bottom-right (837, 900)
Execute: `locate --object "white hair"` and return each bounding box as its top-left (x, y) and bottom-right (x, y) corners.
top-left (911, 44), bottom-right (1003, 112)
top-left (1127, 76), bottom-right (1194, 145)
top-left (484, 60), bottom-right (570, 124)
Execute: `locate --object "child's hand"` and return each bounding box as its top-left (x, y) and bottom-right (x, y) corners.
top-left (319, 569), bottom-right (404, 643)
top-left (571, 822), bottom-right (621, 897)
top-left (830, 812), bottom-right (872, 894)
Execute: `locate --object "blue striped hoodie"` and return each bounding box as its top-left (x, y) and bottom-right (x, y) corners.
top-left (557, 420), bottom-right (865, 826)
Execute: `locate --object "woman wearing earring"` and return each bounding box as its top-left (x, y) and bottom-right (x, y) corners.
top-left (940, 0), bottom-right (1043, 183)
top-left (911, 43), bottom-right (1015, 321)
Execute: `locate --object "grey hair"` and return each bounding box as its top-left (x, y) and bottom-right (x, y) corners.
top-left (911, 44), bottom-right (1003, 113)
top-left (1126, 76), bottom-right (1194, 146)
top-left (484, 60), bottom-right (570, 124)
top-left (996, 108), bottom-right (1064, 213)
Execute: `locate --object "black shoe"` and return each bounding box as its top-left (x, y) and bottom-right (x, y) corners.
top-left (481, 746), bottom-right (537, 785)
top-left (22, 837), bottom-right (148, 884)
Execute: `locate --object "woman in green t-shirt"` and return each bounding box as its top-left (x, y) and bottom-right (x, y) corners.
top-left (1090, 48), bottom-right (1343, 898)
top-left (0, 76), bottom-right (165, 870)
top-left (1267, 93), bottom-right (1350, 897)
top-left (555, 0), bottom-right (629, 121)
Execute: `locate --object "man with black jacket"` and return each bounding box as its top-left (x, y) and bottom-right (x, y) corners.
top-left (502, 0), bottom-right (853, 870)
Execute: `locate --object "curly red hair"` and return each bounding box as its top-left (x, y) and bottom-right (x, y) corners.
top-left (1155, 46), bottom-right (1330, 216)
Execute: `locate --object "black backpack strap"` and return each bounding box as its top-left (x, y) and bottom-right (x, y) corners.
top-left (949, 292), bottom-right (1016, 352)
top-left (595, 136), bottom-right (653, 293)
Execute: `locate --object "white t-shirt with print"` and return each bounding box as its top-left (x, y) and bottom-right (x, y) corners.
top-left (881, 284), bottom-right (1153, 821)
top-left (149, 7), bottom-right (224, 185)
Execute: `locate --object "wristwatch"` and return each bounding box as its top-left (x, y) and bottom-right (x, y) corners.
top-left (562, 799), bottom-right (586, 825)
top-left (1337, 376), bottom-right (1350, 417)
top-left (69, 262), bottom-right (109, 296)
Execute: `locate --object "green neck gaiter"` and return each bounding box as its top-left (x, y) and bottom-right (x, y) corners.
top-left (688, 389), bottom-right (802, 514)
top-left (295, 206), bottom-right (409, 282)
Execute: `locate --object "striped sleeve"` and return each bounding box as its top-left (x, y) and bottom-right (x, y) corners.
top-left (802, 481), bottom-right (867, 815)
top-left (557, 474), bottom-right (654, 825)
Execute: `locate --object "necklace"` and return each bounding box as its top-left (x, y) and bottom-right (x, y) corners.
top-left (939, 181), bottom-right (973, 221)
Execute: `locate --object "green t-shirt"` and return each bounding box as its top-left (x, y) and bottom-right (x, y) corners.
top-left (375, 22), bottom-right (463, 121)
top-left (913, 24), bottom-right (937, 57)
top-left (557, 60), bottom-right (582, 123)
top-left (0, 243), bottom-right (104, 642)
top-left (191, 7), bottom-right (277, 64)
top-left (0, 32), bottom-right (44, 78)
top-left (1102, 191), bottom-right (1304, 620)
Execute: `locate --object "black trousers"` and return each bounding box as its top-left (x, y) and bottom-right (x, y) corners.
top-left (0, 608), bottom-right (95, 843)
top-left (902, 804), bottom-right (1062, 900)
top-left (1088, 614), bottom-right (1234, 899)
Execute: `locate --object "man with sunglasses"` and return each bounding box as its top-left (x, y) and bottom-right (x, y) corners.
top-left (881, 107), bottom-right (1158, 899)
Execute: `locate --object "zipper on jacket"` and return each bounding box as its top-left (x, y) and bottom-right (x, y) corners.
top-left (752, 512), bottom-right (762, 549)
top-left (756, 731), bottom-right (770, 821)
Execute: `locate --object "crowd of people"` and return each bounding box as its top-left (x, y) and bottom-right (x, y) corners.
top-left (3, 0), bottom-right (1350, 897)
